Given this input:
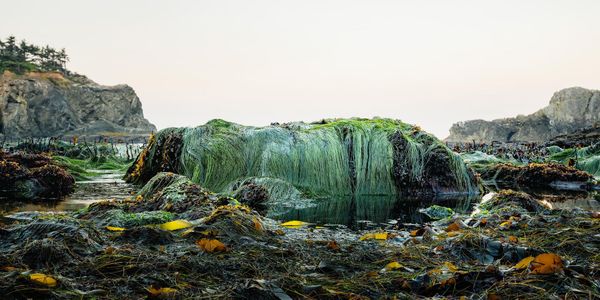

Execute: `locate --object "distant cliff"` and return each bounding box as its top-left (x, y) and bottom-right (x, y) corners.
top-left (0, 71), bottom-right (156, 138)
top-left (446, 87), bottom-right (600, 143)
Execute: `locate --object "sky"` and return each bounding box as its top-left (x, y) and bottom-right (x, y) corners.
top-left (2, 0), bottom-right (600, 138)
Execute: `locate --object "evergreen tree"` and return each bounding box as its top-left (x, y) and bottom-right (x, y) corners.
top-left (0, 36), bottom-right (70, 74)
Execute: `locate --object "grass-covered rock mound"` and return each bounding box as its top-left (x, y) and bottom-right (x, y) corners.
top-left (125, 118), bottom-right (480, 201)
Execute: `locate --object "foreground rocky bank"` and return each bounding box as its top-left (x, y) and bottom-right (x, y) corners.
top-left (124, 118), bottom-right (480, 211)
top-left (447, 87), bottom-right (600, 143)
top-left (0, 172), bottom-right (597, 299)
top-left (0, 71), bottom-right (155, 138)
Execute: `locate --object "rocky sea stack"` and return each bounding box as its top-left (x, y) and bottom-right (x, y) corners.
top-left (447, 87), bottom-right (600, 143)
top-left (125, 118), bottom-right (480, 203)
top-left (0, 71), bottom-right (156, 138)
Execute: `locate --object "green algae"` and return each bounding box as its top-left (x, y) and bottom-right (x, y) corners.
top-left (546, 144), bottom-right (600, 179)
top-left (99, 209), bottom-right (174, 227)
top-left (53, 156), bottom-right (130, 181)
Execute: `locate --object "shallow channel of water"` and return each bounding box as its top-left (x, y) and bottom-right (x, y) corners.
top-left (0, 170), bottom-right (135, 215)
top-left (2, 175), bottom-right (598, 228)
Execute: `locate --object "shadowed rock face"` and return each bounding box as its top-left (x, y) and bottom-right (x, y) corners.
top-left (0, 71), bottom-right (155, 138)
top-left (447, 87), bottom-right (600, 143)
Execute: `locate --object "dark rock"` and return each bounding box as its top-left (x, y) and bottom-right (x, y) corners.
top-left (116, 227), bottom-right (174, 245)
top-left (124, 128), bottom-right (184, 184)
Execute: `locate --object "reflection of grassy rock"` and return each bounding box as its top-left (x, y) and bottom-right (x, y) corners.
top-left (226, 176), bottom-right (316, 217)
top-left (126, 118), bottom-right (479, 201)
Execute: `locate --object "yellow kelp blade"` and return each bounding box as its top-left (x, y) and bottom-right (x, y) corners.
top-left (374, 232), bottom-right (388, 240)
top-left (360, 232), bottom-right (389, 241)
top-left (29, 273), bottom-right (58, 287)
top-left (444, 261), bottom-right (459, 272)
top-left (281, 220), bottom-right (308, 228)
top-left (106, 226), bottom-right (125, 232)
top-left (160, 220), bottom-right (192, 231)
top-left (385, 261), bottom-right (402, 271)
top-left (514, 256), bottom-right (535, 270)
top-left (148, 286), bottom-right (177, 296)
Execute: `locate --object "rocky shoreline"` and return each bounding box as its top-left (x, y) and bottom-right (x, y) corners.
top-left (0, 118), bottom-right (598, 299)
top-left (0, 172), bottom-right (597, 299)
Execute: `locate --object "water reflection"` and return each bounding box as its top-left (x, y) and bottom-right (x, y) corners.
top-left (272, 193), bottom-right (479, 227)
top-left (0, 171), bottom-right (134, 216)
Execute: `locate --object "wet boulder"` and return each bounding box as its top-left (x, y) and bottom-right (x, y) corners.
top-left (232, 181), bottom-right (270, 214)
top-left (0, 151), bottom-right (75, 199)
top-left (131, 172), bottom-right (217, 219)
top-left (116, 226), bottom-right (175, 245)
top-left (479, 162), bottom-right (593, 189)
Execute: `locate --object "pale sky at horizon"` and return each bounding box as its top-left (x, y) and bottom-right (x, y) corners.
top-left (2, 0), bottom-right (600, 138)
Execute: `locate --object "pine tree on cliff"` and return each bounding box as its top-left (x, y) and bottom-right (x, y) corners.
top-left (0, 36), bottom-right (69, 74)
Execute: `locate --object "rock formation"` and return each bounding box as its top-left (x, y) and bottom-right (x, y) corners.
top-left (447, 87), bottom-right (600, 143)
top-left (0, 71), bottom-right (156, 138)
top-left (125, 118), bottom-right (480, 201)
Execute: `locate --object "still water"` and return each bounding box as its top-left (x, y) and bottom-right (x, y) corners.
top-left (0, 170), bottom-right (135, 215)
top-left (273, 194), bottom-right (479, 226)
top-left (2, 174), bottom-right (598, 228)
